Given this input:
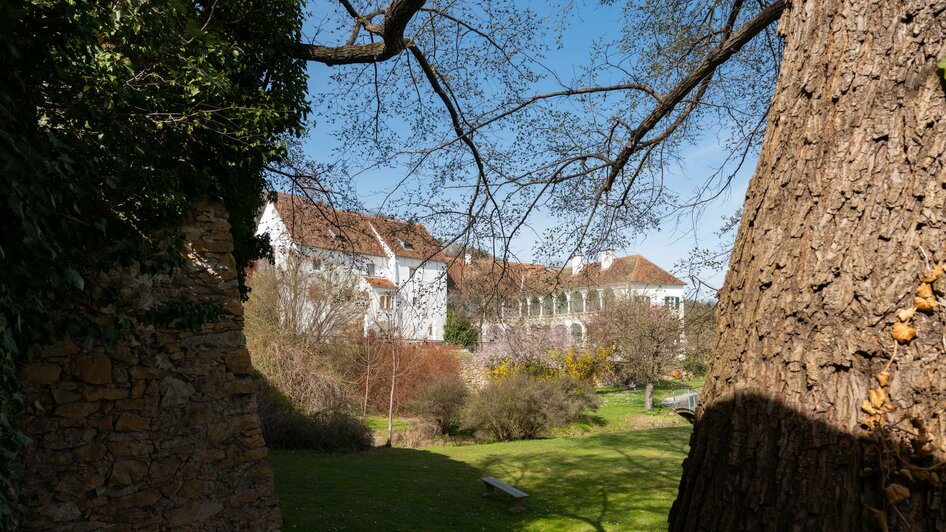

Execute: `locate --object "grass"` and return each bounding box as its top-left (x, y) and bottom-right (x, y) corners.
top-left (273, 427), bottom-right (691, 531)
top-left (272, 379), bottom-right (699, 531)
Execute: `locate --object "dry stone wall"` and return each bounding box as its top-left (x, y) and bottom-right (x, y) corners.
top-left (17, 200), bottom-right (281, 531)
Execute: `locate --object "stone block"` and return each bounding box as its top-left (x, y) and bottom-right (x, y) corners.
top-left (72, 354), bottom-right (112, 385)
top-left (22, 362), bottom-right (61, 385)
top-left (115, 413), bottom-right (150, 432)
top-left (110, 459), bottom-right (149, 486)
top-left (38, 502), bottom-right (81, 522)
top-left (74, 444), bottom-right (108, 462)
top-left (52, 388), bottom-right (82, 405)
top-left (160, 377), bottom-right (195, 407)
top-left (43, 428), bottom-right (95, 450)
top-left (83, 387), bottom-right (129, 401)
top-left (225, 349), bottom-right (253, 376)
top-left (113, 489), bottom-right (160, 510)
top-left (54, 402), bottom-right (100, 418)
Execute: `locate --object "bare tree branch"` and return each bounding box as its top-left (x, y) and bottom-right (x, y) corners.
top-left (603, 0), bottom-right (785, 191)
top-left (296, 0), bottom-right (426, 65)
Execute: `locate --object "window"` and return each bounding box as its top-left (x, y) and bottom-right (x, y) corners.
top-left (664, 296), bottom-right (680, 310)
top-left (379, 294), bottom-right (392, 310)
top-left (311, 256), bottom-right (322, 271)
top-left (399, 239), bottom-right (415, 251)
top-left (365, 262), bottom-right (376, 276)
top-left (408, 267), bottom-right (418, 279)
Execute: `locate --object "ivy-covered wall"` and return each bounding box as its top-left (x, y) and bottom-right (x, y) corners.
top-left (17, 201), bottom-right (281, 530)
top-left (1, 1), bottom-right (308, 523)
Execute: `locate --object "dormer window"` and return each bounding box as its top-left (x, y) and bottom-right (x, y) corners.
top-left (311, 256), bottom-right (322, 271)
top-left (398, 239), bottom-right (414, 251)
top-left (365, 263), bottom-right (376, 276)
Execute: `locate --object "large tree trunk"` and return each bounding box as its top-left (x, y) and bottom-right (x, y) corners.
top-left (671, 1), bottom-right (946, 530)
top-left (645, 381), bottom-right (654, 410)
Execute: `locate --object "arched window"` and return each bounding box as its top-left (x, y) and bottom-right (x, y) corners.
top-left (556, 293), bottom-right (568, 314)
top-left (571, 323), bottom-right (584, 344)
top-left (603, 287), bottom-right (616, 309)
top-left (587, 289), bottom-right (600, 312)
top-left (530, 296), bottom-right (541, 316)
top-left (570, 291), bottom-right (585, 313)
top-left (542, 296), bottom-right (554, 316)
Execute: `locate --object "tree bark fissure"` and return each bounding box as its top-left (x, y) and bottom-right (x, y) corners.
top-left (671, 1), bottom-right (946, 530)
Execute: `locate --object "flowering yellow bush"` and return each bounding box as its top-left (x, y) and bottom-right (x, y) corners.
top-left (487, 347), bottom-right (610, 382)
top-left (556, 347), bottom-right (611, 381)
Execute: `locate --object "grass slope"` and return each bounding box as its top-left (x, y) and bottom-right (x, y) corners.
top-left (272, 384), bottom-right (697, 531)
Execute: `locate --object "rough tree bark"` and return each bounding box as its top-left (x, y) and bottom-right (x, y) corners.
top-left (644, 381), bottom-right (654, 411)
top-left (671, 1), bottom-right (946, 530)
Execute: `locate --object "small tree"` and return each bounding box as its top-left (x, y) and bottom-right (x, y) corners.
top-left (590, 298), bottom-right (682, 409)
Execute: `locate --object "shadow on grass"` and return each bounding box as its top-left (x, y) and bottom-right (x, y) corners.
top-left (271, 426), bottom-right (691, 531)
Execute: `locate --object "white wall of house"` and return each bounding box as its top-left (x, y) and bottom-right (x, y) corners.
top-left (256, 202), bottom-right (447, 342)
top-left (393, 256), bottom-right (447, 342)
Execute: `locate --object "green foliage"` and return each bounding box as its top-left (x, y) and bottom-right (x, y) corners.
top-left (463, 375), bottom-right (599, 442)
top-left (409, 375), bottom-right (470, 435)
top-left (682, 351), bottom-right (708, 376)
top-left (0, 0), bottom-right (308, 522)
top-left (443, 308), bottom-right (479, 348)
top-left (939, 57), bottom-right (946, 78)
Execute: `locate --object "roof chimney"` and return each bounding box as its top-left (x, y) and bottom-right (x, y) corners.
top-left (464, 251), bottom-right (472, 264)
top-left (600, 249), bottom-right (615, 270)
top-left (571, 255), bottom-right (585, 275)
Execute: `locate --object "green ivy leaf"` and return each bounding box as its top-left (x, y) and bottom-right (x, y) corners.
top-left (938, 57), bottom-right (946, 79)
top-left (63, 268), bottom-right (84, 290)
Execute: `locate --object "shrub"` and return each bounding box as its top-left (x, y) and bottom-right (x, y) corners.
top-left (409, 375), bottom-right (469, 435)
top-left (463, 375), bottom-right (600, 442)
top-left (444, 308), bottom-right (479, 348)
top-left (390, 421), bottom-right (442, 448)
top-left (342, 339), bottom-right (465, 416)
top-left (256, 374), bottom-right (372, 451)
top-left (682, 351), bottom-right (708, 376)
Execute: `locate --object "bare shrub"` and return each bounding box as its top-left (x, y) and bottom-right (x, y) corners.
top-left (256, 374), bottom-right (372, 451)
top-left (463, 375), bottom-right (599, 442)
top-left (390, 421), bottom-right (442, 448)
top-left (252, 339), bottom-right (351, 415)
top-left (409, 375), bottom-right (469, 435)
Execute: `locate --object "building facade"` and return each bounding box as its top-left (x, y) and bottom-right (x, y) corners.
top-left (257, 193), bottom-right (447, 341)
top-left (448, 251), bottom-right (685, 344)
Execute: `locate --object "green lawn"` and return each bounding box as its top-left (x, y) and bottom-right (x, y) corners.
top-left (272, 383), bottom-right (697, 531)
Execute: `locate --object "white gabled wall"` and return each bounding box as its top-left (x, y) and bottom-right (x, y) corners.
top-left (256, 201), bottom-right (448, 342)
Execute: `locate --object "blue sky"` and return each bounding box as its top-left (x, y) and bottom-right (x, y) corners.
top-left (298, 2), bottom-right (759, 294)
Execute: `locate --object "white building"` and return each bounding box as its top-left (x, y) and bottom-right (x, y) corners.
top-left (257, 193), bottom-right (448, 341)
top-left (448, 250), bottom-right (685, 343)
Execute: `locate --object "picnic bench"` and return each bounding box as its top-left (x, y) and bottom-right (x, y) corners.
top-left (481, 476), bottom-right (528, 513)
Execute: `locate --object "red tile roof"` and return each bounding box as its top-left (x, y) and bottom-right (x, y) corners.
top-left (272, 193), bottom-right (446, 262)
top-left (563, 255), bottom-right (685, 287)
top-left (447, 254), bottom-right (683, 296)
top-left (364, 276), bottom-right (396, 290)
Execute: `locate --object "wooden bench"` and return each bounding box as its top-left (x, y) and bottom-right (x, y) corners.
top-left (481, 476), bottom-right (528, 513)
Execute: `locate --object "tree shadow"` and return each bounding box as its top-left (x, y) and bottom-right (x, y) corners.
top-left (272, 425), bottom-right (692, 531)
top-left (670, 391), bottom-right (945, 531)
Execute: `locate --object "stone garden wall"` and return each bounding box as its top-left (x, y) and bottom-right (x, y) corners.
top-left (17, 200), bottom-right (281, 530)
